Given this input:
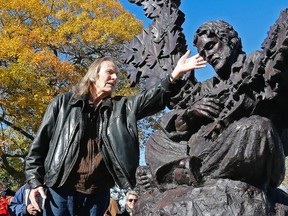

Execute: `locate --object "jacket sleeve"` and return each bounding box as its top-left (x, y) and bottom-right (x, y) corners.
top-left (8, 186), bottom-right (26, 216)
top-left (25, 95), bottom-right (62, 189)
top-left (129, 75), bottom-right (182, 120)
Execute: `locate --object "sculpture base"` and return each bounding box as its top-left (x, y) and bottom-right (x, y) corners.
top-left (134, 179), bottom-right (288, 215)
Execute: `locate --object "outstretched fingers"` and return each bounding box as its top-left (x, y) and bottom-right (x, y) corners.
top-left (171, 51), bottom-right (207, 80)
top-left (194, 55), bottom-right (207, 68)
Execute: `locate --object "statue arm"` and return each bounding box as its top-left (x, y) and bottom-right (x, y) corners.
top-left (162, 97), bottom-right (221, 141)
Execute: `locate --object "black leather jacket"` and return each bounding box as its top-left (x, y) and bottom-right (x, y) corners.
top-left (25, 76), bottom-right (178, 189)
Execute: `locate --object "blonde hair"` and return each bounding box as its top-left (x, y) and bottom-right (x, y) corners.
top-left (73, 56), bottom-right (117, 98)
top-left (125, 190), bottom-right (138, 201)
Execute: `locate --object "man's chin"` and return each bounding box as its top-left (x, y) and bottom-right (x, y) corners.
top-left (101, 90), bottom-right (113, 98)
top-left (213, 61), bottom-right (227, 73)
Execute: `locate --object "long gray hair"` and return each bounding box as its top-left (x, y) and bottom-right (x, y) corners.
top-left (72, 56), bottom-right (117, 98)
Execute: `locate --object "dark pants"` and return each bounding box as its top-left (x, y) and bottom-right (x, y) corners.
top-left (43, 187), bottom-right (110, 216)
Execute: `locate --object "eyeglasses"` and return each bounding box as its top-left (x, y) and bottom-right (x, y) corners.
top-left (128, 199), bottom-right (138, 203)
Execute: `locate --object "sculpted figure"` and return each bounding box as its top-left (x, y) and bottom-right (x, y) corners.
top-left (142, 20), bottom-right (287, 191)
top-left (134, 15), bottom-right (288, 214)
top-left (121, 0), bottom-right (288, 212)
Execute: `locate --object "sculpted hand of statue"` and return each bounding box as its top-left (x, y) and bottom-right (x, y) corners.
top-left (175, 97), bottom-right (222, 134)
top-left (136, 166), bottom-right (155, 191)
top-left (187, 97), bottom-right (221, 120)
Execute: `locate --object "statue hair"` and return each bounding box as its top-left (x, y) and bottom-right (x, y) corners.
top-left (193, 20), bottom-right (243, 52)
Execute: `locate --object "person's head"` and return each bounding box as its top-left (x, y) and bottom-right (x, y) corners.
top-left (193, 20), bottom-right (243, 79)
top-left (73, 56), bottom-right (118, 99)
top-left (125, 191), bottom-right (138, 210)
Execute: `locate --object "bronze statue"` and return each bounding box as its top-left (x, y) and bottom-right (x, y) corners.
top-left (123, 0), bottom-right (288, 215)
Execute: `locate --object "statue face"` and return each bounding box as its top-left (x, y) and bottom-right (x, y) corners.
top-left (195, 34), bottom-right (233, 79)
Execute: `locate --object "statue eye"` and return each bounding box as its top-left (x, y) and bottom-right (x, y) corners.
top-left (205, 42), bottom-right (215, 50)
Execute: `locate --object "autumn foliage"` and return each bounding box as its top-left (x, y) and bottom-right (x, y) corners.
top-left (0, 0), bottom-right (142, 185)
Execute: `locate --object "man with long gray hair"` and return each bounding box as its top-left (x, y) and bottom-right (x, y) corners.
top-left (25, 51), bottom-right (206, 216)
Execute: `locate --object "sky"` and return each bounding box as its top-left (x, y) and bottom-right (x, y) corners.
top-left (119, 0), bottom-right (288, 81)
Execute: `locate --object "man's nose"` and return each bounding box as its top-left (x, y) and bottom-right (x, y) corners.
top-left (111, 73), bottom-right (117, 80)
top-left (205, 50), bottom-right (213, 62)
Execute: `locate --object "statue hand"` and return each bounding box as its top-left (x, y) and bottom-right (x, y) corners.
top-left (173, 98), bottom-right (221, 136)
top-left (136, 166), bottom-right (154, 191)
top-left (187, 97), bottom-right (221, 121)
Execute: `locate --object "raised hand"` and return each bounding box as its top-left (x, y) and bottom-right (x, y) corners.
top-left (171, 50), bottom-right (207, 81)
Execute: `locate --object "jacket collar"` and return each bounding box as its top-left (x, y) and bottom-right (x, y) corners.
top-left (102, 97), bottom-right (113, 108)
top-left (68, 92), bottom-right (113, 111)
top-left (68, 93), bottom-right (88, 110)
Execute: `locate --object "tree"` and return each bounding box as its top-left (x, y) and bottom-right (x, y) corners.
top-left (0, 0), bottom-right (142, 187)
